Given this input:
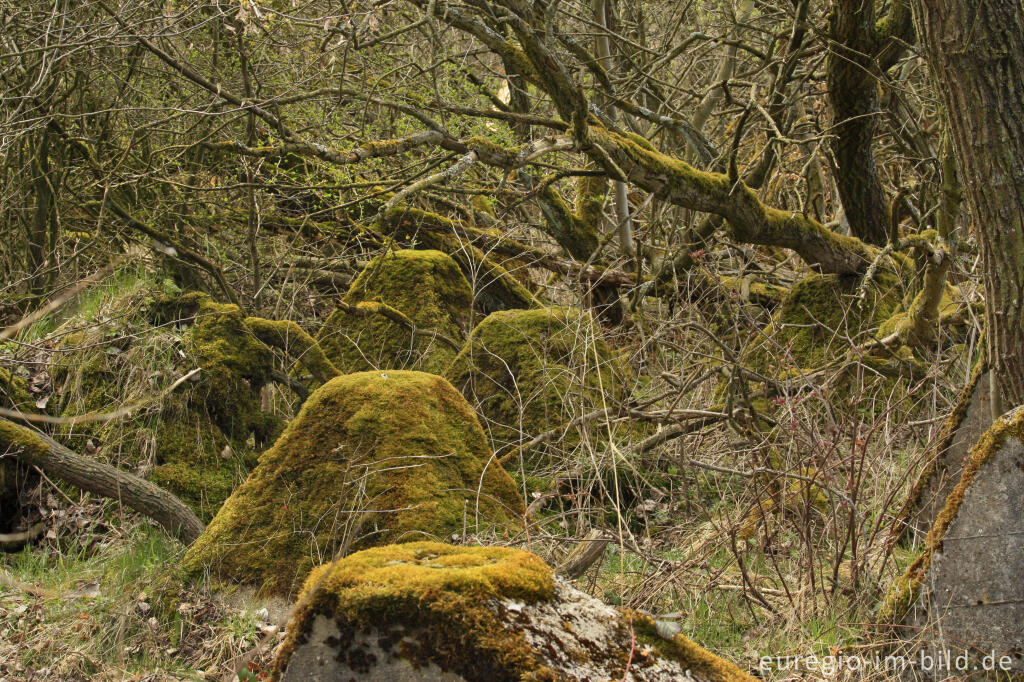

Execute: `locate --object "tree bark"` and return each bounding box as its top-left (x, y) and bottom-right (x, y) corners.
top-left (0, 419), bottom-right (205, 544)
top-left (913, 0), bottom-right (1024, 411)
top-left (827, 0), bottom-right (890, 246)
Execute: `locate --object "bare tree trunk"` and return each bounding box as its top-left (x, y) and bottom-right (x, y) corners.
top-left (592, 0), bottom-right (634, 258)
top-left (827, 0), bottom-right (891, 246)
top-left (28, 129), bottom-right (54, 294)
top-left (914, 0), bottom-right (1024, 412)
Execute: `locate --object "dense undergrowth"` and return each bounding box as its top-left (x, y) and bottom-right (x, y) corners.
top-left (0, 234), bottom-right (982, 679)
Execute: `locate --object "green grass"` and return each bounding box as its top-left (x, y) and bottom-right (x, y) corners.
top-left (13, 264), bottom-right (172, 344)
top-left (0, 520), bottom-right (266, 680)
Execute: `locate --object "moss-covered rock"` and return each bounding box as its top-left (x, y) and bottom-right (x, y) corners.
top-left (271, 542), bottom-right (756, 681)
top-left (879, 406), bottom-right (1024, 673)
top-left (894, 356), bottom-right (991, 542)
top-left (447, 307), bottom-right (622, 465)
top-left (745, 273), bottom-right (902, 373)
top-left (182, 371), bottom-right (524, 596)
top-left (161, 294), bottom-right (276, 441)
top-left (379, 207), bottom-right (540, 313)
top-left (0, 367), bottom-right (34, 414)
top-left (316, 250), bottom-right (473, 374)
top-left (879, 406), bottom-right (1024, 626)
top-left (52, 287), bottom-right (284, 520)
top-left (148, 403), bottom-right (261, 521)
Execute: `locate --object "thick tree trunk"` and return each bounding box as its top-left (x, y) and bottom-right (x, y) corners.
top-left (914, 0), bottom-right (1024, 411)
top-left (827, 0), bottom-right (889, 246)
top-left (0, 419), bottom-right (204, 544)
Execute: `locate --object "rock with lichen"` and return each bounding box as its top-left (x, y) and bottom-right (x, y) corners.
top-left (447, 307), bottom-right (622, 465)
top-left (182, 371), bottom-right (524, 597)
top-left (316, 250), bottom-right (473, 374)
top-left (897, 357), bottom-right (991, 540)
top-left (271, 541), bottom-right (756, 682)
top-left (880, 406), bottom-right (1024, 671)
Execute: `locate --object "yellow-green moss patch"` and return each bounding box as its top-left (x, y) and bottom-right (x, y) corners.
top-left (51, 288), bottom-right (284, 519)
top-left (271, 542), bottom-right (554, 680)
top-left (0, 367), bottom-right (34, 413)
top-left (0, 368), bottom-right (40, 527)
top-left (746, 273), bottom-right (902, 372)
top-left (182, 371), bottom-right (524, 597)
top-left (629, 611), bottom-right (757, 682)
top-left (316, 250), bottom-right (473, 374)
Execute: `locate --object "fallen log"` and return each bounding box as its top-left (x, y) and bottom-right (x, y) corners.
top-left (0, 418), bottom-right (204, 544)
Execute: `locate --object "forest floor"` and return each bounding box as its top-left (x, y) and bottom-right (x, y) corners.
top-left (0, 267), bottom-right (965, 681)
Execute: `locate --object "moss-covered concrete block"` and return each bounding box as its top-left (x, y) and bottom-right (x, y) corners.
top-left (182, 371), bottom-right (524, 597)
top-left (271, 541), bottom-right (756, 681)
top-left (899, 361), bottom-right (992, 541)
top-left (149, 409), bottom-right (260, 521)
top-left (53, 289), bottom-right (282, 520)
top-left (316, 250), bottom-right (473, 374)
top-left (880, 406), bottom-right (1024, 671)
top-left (447, 307), bottom-right (622, 464)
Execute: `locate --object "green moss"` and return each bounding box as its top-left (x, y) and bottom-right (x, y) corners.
top-left (245, 316), bottom-right (339, 383)
top-left (0, 419), bottom-right (49, 458)
top-left (187, 299), bottom-right (275, 440)
top-left (53, 289), bottom-right (284, 518)
top-left (316, 250), bottom-right (473, 374)
top-left (717, 275), bottom-right (788, 307)
top-left (54, 352), bottom-right (118, 427)
top-left (270, 542), bottom-right (755, 681)
top-left (0, 368), bottom-right (32, 411)
top-left (379, 209), bottom-right (540, 312)
top-left (0, 369), bottom-right (40, 523)
top-left (537, 175), bottom-right (603, 260)
top-left (447, 307), bottom-right (623, 465)
top-left (182, 371), bottom-right (524, 597)
top-left (751, 273), bottom-right (901, 371)
top-left (148, 410), bottom-right (259, 522)
top-left (878, 406), bottom-right (1024, 624)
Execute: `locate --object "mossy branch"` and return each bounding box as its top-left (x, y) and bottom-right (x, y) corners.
top-left (0, 419), bottom-right (205, 544)
top-left (535, 175), bottom-right (603, 261)
top-left (416, 6), bottom-right (884, 277)
top-left (591, 126), bottom-right (880, 275)
top-left (872, 234), bottom-right (952, 348)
